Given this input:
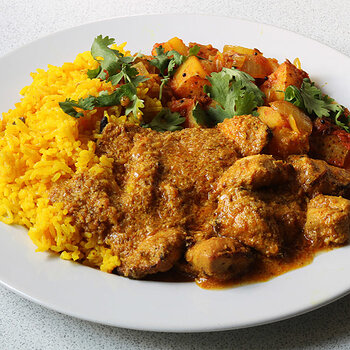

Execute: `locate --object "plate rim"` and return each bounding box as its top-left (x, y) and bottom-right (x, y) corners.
top-left (1, 13), bottom-right (350, 333)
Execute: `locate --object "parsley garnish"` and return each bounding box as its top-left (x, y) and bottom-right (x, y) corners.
top-left (142, 108), bottom-right (185, 132)
top-left (149, 45), bottom-right (200, 99)
top-left (285, 78), bottom-right (349, 132)
top-left (202, 67), bottom-right (264, 124)
top-left (60, 35), bottom-right (147, 119)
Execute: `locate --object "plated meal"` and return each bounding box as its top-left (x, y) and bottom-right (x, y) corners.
top-left (1, 34), bottom-right (350, 289)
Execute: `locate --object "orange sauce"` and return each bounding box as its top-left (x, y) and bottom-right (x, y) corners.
top-left (145, 244), bottom-right (337, 290)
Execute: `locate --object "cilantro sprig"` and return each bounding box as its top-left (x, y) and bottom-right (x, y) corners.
top-left (60, 35), bottom-right (147, 119)
top-left (191, 67), bottom-right (264, 126)
top-left (59, 84), bottom-right (144, 119)
top-left (142, 108), bottom-right (185, 132)
top-left (87, 35), bottom-right (147, 86)
top-left (149, 45), bottom-right (200, 99)
top-left (285, 78), bottom-right (349, 132)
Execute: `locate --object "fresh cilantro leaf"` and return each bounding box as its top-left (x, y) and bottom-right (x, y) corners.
top-left (149, 46), bottom-right (170, 76)
top-left (158, 77), bottom-right (170, 100)
top-left (87, 66), bottom-right (101, 79)
top-left (167, 50), bottom-right (186, 71)
top-left (285, 78), bottom-right (349, 132)
top-left (59, 97), bottom-right (96, 118)
top-left (88, 35), bottom-right (148, 87)
top-left (109, 64), bottom-right (139, 85)
top-left (205, 71), bottom-right (231, 108)
top-left (142, 108), bottom-right (185, 132)
top-left (96, 84), bottom-right (135, 106)
top-left (188, 45), bottom-right (201, 57)
top-left (125, 95), bottom-right (145, 118)
top-left (149, 45), bottom-right (201, 99)
top-left (59, 83), bottom-right (144, 119)
top-left (131, 75), bottom-right (149, 85)
top-left (192, 103), bottom-right (214, 127)
top-left (88, 35), bottom-right (120, 80)
top-left (204, 67), bottom-right (264, 121)
top-left (61, 35), bottom-right (148, 120)
top-left (284, 85), bottom-right (304, 109)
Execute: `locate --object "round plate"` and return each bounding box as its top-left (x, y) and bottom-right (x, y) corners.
top-left (1, 14), bottom-right (350, 332)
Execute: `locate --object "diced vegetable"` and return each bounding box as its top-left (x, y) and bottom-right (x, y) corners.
top-left (270, 101), bottom-right (312, 135)
top-left (152, 37), bottom-right (188, 56)
top-left (170, 56), bottom-right (208, 98)
top-left (167, 37), bottom-right (188, 55)
top-left (132, 62), bottom-right (149, 76)
top-left (257, 101), bottom-right (312, 157)
top-left (310, 133), bottom-right (350, 168)
top-left (240, 55), bottom-right (277, 79)
top-left (261, 61), bottom-right (308, 103)
top-left (223, 45), bottom-right (260, 56)
top-left (222, 46), bottom-right (278, 79)
top-left (257, 106), bottom-right (287, 129)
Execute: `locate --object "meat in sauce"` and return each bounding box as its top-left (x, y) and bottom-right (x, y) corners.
top-left (50, 117), bottom-right (350, 286)
top-left (49, 37), bottom-right (350, 288)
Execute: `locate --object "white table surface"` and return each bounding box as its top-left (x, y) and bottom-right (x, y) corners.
top-left (1, 0), bottom-right (350, 349)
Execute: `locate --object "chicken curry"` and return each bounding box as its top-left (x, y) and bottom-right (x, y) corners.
top-left (53, 37), bottom-right (350, 288)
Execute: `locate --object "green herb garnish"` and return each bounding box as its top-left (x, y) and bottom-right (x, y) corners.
top-left (87, 35), bottom-right (146, 84)
top-left (149, 45), bottom-right (200, 99)
top-left (198, 67), bottom-right (265, 125)
top-left (142, 108), bottom-right (185, 132)
top-left (285, 78), bottom-right (349, 132)
top-left (60, 35), bottom-right (147, 119)
top-left (59, 84), bottom-right (144, 119)
top-left (191, 102), bottom-right (213, 127)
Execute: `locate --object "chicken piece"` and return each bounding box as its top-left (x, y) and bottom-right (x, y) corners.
top-left (217, 154), bottom-right (292, 191)
top-left (117, 228), bottom-right (185, 279)
top-left (304, 195), bottom-right (350, 247)
top-left (216, 188), bottom-right (282, 256)
top-left (288, 155), bottom-right (350, 198)
top-left (185, 237), bottom-right (254, 280)
top-left (121, 134), bottom-right (159, 214)
top-left (259, 191), bottom-right (306, 245)
top-left (96, 123), bottom-right (151, 185)
top-left (218, 115), bottom-right (271, 157)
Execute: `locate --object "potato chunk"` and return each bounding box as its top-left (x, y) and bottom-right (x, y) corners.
top-left (152, 37), bottom-right (188, 56)
top-left (222, 46), bottom-right (278, 79)
top-left (258, 101), bottom-right (312, 158)
top-left (260, 61), bottom-right (309, 103)
top-left (310, 118), bottom-right (350, 168)
top-left (304, 195), bottom-right (350, 247)
top-left (170, 56), bottom-right (208, 98)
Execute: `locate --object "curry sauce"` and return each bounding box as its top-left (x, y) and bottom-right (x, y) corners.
top-left (50, 122), bottom-right (350, 288)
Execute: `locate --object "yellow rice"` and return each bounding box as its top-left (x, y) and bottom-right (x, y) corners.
top-left (0, 43), bottom-right (161, 272)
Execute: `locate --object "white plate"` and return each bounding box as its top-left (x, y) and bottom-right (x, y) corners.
top-left (1, 14), bottom-right (350, 333)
